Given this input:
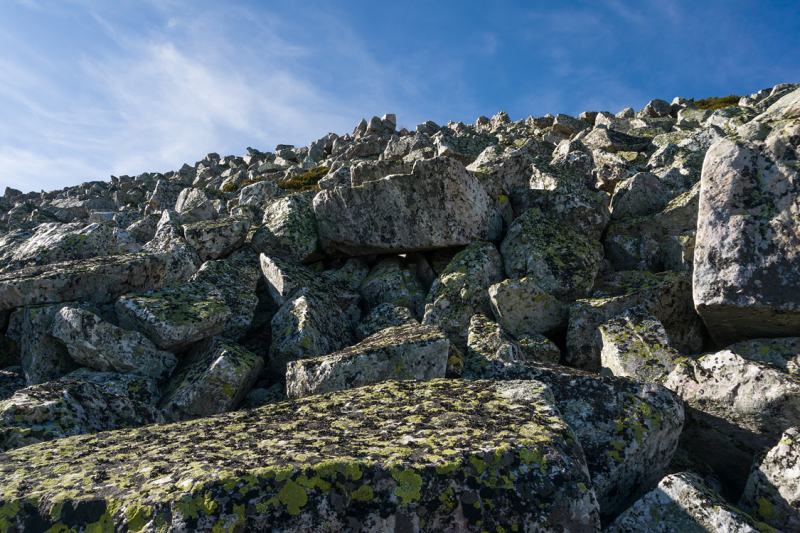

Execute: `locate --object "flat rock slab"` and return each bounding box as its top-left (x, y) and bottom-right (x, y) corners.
top-left (116, 282), bottom-right (232, 352)
top-left (313, 156), bottom-right (501, 255)
top-left (0, 379), bottom-right (600, 532)
top-left (183, 215), bottom-right (250, 262)
top-left (694, 125), bottom-right (800, 345)
top-left (607, 472), bottom-right (772, 533)
top-left (190, 257), bottom-right (260, 341)
top-left (0, 253), bottom-right (167, 310)
top-left (286, 323), bottom-right (449, 399)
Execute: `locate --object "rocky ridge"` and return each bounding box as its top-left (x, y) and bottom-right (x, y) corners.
top-left (0, 83), bottom-right (799, 532)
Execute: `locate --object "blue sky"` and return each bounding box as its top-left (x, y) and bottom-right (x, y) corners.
top-left (2, 0), bottom-right (798, 193)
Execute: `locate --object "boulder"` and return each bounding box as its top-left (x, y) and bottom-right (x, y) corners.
top-left (599, 307), bottom-right (683, 385)
top-left (158, 336), bottom-right (263, 421)
top-left (0, 379), bottom-right (600, 532)
top-left (349, 160), bottom-right (413, 186)
top-left (0, 253), bottom-right (167, 310)
top-left (260, 254), bottom-right (361, 310)
top-left (250, 193), bottom-right (321, 263)
top-left (116, 282), bottom-right (232, 352)
top-left (61, 368), bottom-right (161, 405)
top-left (354, 303), bottom-right (418, 341)
top-left (19, 304), bottom-right (79, 385)
top-left (609, 172), bottom-right (671, 220)
top-left (694, 123), bottom-right (800, 345)
top-left (431, 129), bottom-right (498, 165)
top-left (357, 258), bottom-right (426, 319)
top-left (517, 333), bottom-right (561, 363)
top-left (501, 207), bottom-right (604, 300)
top-left (726, 336), bottom-right (800, 376)
top-left (0, 378), bottom-right (163, 452)
top-left (313, 156), bottom-right (501, 255)
top-left (142, 210), bottom-right (202, 283)
top-left (462, 314), bottom-right (524, 379)
top-left (237, 179), bottom-right (279, 207)
top-left (552, 113), bottom-right (590, 136)
top-left (488, 277), bottom-right (568, 336)
top-left (740, 425), bottom-right (800, 530)
top-left (581, 127), bottom-right (651, 153)
top-left (422, 241), bottom-right (504, 348)
top-left (566, 270), bottom-right (703, 370)
top-left (174, 187), bottom-right (218, 221)
top-left (286, 323), bottom-right (450, 399)
top-left (0, 368), bottom-right (24, 401)
top-left (182, 215), bottom-right (250, 261)
top-left (607, 472), bottom-right (772, 533)
top-left (48, 306), bottom-right (178, 381)
top-left (665, 349), bottom-right (800, 497)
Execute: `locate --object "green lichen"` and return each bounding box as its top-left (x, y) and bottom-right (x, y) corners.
top-left (279, 167), bottom-right (330, 193)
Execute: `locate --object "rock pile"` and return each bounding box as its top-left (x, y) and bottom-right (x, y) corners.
top-left (0, 84), bottom-right (799, 532)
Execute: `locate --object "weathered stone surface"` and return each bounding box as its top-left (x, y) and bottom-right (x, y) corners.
top-left (581, 126), bottom-right (651, 153)
top-left (462, 314), bottom-right (523, 379)
top-left (0, 332), bottom-right (20, 369)
top-left (287, 323), bottom-right (450, 399)
top-left (694, 123), bottom-right (800, 345)
top-left (726, 336), bottom-right (800, 376)
top-left (566, 270), bottom-right (703, 370)
top-left (517, 333), bottom-right (561, 363)
top-left (189, 257), bottom-right (260, 341)
top-left (0, 253), bottom-right (166, 310)
top-left (0, 368), bottom-right (24, 401)
top-left (260, 253), bottom-right (361, 310)
top-left (142, 210), bottom-right (202, 283)
top-left (183, 215), bottom-right (250, 261)
top-left (61, 368), bottom-right (162, 405)
top-left (19, 304), bottom-right (79, 385)
top-left (553, 113), bottom-right (590, 136)
top-left (607, 472), bottom-right (772, 533)
top-left (237, 179), bottom-right (279, 207)
top-left (665, 349), bottom-right (800, 497)
top-left (422, 241), bottom-right (504, 348)
top-left (268, 289), bottom-right (353, 377)
top-left (350, 160), bottom-right (413, 186)
top-left (501, 207), bottom-right (604, 300)
top-left (0, 379), bottom-right (600, 532)
top-left (251, 193), bottom-right (321, 263)
top-left (116, 282), bottom-right (232, 352)
top-left (431, 129), bottom-right (498, 165)
top-left (609, 172), bottom-right (671, 220)
top-left (159, 336), bottom-right (263, 422)
top-left (48, 306), bottom-right (178, 381)
top-left (354, 303), bottom-right (418, 341)
top-left (357, 258), bottom-right (426, 319)
top-left (175, 187), bottom-right (218, 221)
top-left (313, 156), bottom-right (501, 255)
top-left (488, 277), bottom-right (568, 336)
top-left (0, 378), bottom-right (163, 452)
top-left (599, 307), bottom-right (682, 385)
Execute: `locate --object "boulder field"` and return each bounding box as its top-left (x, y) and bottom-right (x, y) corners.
top-left (0, 84), bottom-right (799, 532)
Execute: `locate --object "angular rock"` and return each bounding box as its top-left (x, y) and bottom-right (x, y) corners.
top-left (607, 472), bottom-right (771, 533)
top-left (422, 241), bottom-right (504, 348)
top-left (740, 425), bottom-right (800, 530)
top-left (642, 98), bottom-right (672, 118)
top-left (0, 378), bottom-right (163, 452)
top-left (567, 270), bottom-right (703, 370)
top-left (599, 306), bottom-right (682, 384)
top-left (174, 187), bottom-right (218, 221)
top-left (268, 289), bottom-right (353, 377)
top-left (488, 277), bottom-right (568, 336)
top-left (159, 336), bottom-right (263, 421)
top-left (609, 172), bottom-right (671, 220)
top-left (48, 306), bottom-right (178, 381)
top-left (349, 160), bottom-right (413, 187)
top-left (501, 207), bottom-right (604, 300)
top-left (354, 303), bottom-right (418, 341)
top-left (552, 113), bottom-right (590, 136)
top-left (431, 129), bottom-right (497, 165)
top-left (0, 379), bottom-right (600, 532)
top-left (0, 253), bottom-right (166, 310)
top-left (0, 368), bottom-right (24, 401)
top-left (142, 210), bottom-right (202, 283)
top-left (237, 179), bottom-right (279, 207)
top-left (116, 282), bottom-right (232, 352)
top-left (19, 304), bottom-right (78, 385)
top-left (182, 215), bottom-right (250, 261)
top-left (313, 156), bottom-right (501, 255)
top-left (287, 323), bottom-right (450, 399)
top-left (694, 124), bottom-right (800, 345)
top-left (581, 127), bottom-right (651, 153)
top-left (665, 349), bottom-right (800, 497)
top-left (251, 193), bottom-right (321, 263)
top-left (260, 254), bottom-right (361, 311)
top-left (61, 368), bottom-right (161, 405)
top-left (517, 334), bottom-right (561, 363)
top-left (462, 314), bottom-right (524, 379)
top-left (726, 336), bottom-right (800, 376)
top-left (357, 258), bottom-right (426, 319)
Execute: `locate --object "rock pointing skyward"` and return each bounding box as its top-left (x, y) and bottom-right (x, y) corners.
top-left (0, 84), bottom-right (799, 532)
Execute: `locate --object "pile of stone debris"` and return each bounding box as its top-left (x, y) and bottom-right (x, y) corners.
top-left (0, 83), bottom-right (799, 532)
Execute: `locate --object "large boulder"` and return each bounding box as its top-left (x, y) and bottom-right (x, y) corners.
top-left (313, 156), bottom-right (501, 255)
top-left (19, 304), bottom-right (79, 385)
top-left (725, 336), bottom-right (800, 376)
top-left (0, 368), bottom-right (24, 401)
top-left (462, 314), bottom-right (524, 380)
top-left (142, 210), bottom-right (202, 283)
top-left (694, 122), bottom-right (800, 345)
top-left (0, 253), bottom-right (166, 310)
top-left (61, 368), bottom-right (162, 406)
top-left (607, 472), bottom-right (773, 533)
top-left (0, 379), bottom-right (600, 532)
top-left (665, 349), bottom-right (800, 498)
top-left (422, 241), bottom-right (504, 348)
top-left (286, 323), bottom-right (450, 399)
top-left (250, 193), bottom-right (321, 263)
top-left (182, 215), bottom-right (250, 261)
top-left (357, 258), bottom-right (426, 319)
top-left (354, 302), bottom-right (418, 341)
top-left (48, 306), bottom-right (178, 381)
top-left (488, 277), bottom-right (568, 336)
top-left (260, 254), bottom-right (360, 310)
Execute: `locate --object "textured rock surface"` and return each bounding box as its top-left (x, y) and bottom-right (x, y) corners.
top-left (488, 277), bottom-right (568, 336)
top-left (0, 380), bottom-right (600, 532)
top-left (183, 215), bottom-right (250, 261)
top-left (357, 258), bottom-right (426, 319)
top-left (354, 302), bottom-right (418, 341)
top-left (607, 472), bottom-right (772, 533)
top-left (250, 193), bottom-right (320, 263)
top-left (19, 304), bottom-right (78, 385)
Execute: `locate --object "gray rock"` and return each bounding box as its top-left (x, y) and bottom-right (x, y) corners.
top-left (158, 336), bottom-right (263, 421)
top-left (354, 302), bottom-right (418, 341)
top-left (349, 160), bottom-right (413, 186)
top-left (552, 113), bottom-right (590, 136)
top-left (501, 207), bottom-right (604, 300)
top-left (431, 129), bottom-right (498, 165)
top-left (357, 258), bottom-right (426, 319)
top-left (517, 333), bottom-right (561, 363)
top-left (251, 193), bottom-right (321, 263)
top-left (566, 271), bottom-right (703, 370)
top-left (20, 304), bottom-right (79, 385)
top-left (174, 187), bottom-right (218, 221)
top-left (694, 124), bottom-right (800, 345)
top-left (116, 281), bottom-right (232, 352)
top-left (462, 314), bottom-right (524, 379)
top-left (665, 349), bottom-right (800, 497)
top-left (260, 254), bottom-right (361, 311)
top-left (726, 336), bottom-right (800, 376)
top-left (313, 156), bottom-right (501, 255)
top-left (422, 241), bottom-right (504, 348)
top-left (61, 367), bottom-right (161, 405)
top-left (642, 98), bottom-right (672, 118)
top-left (0, 368), bottom-right (24, 401)
top-left (581, 127), bottom-right (651, 153)
top-left (488, 277), bottom-right (568, 336)
top-left (237, 179), bottom-right (279, 207)
top-left (287, 323), bottom-right (450, 399)
top-left (740, 425), bottom-right (800, 530)
top-left (125, 214), bottom-right (159, 242)
top-left (49, 306), bottom-right (178, 381)
top-left (142, 210), bottom-right (201, 283)
top-left (609, 172), bottom-right (671, 220)
top-left (183, 215), bottom-right (250, 261)
top-left (607, 472), bottom-right (772, 533)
